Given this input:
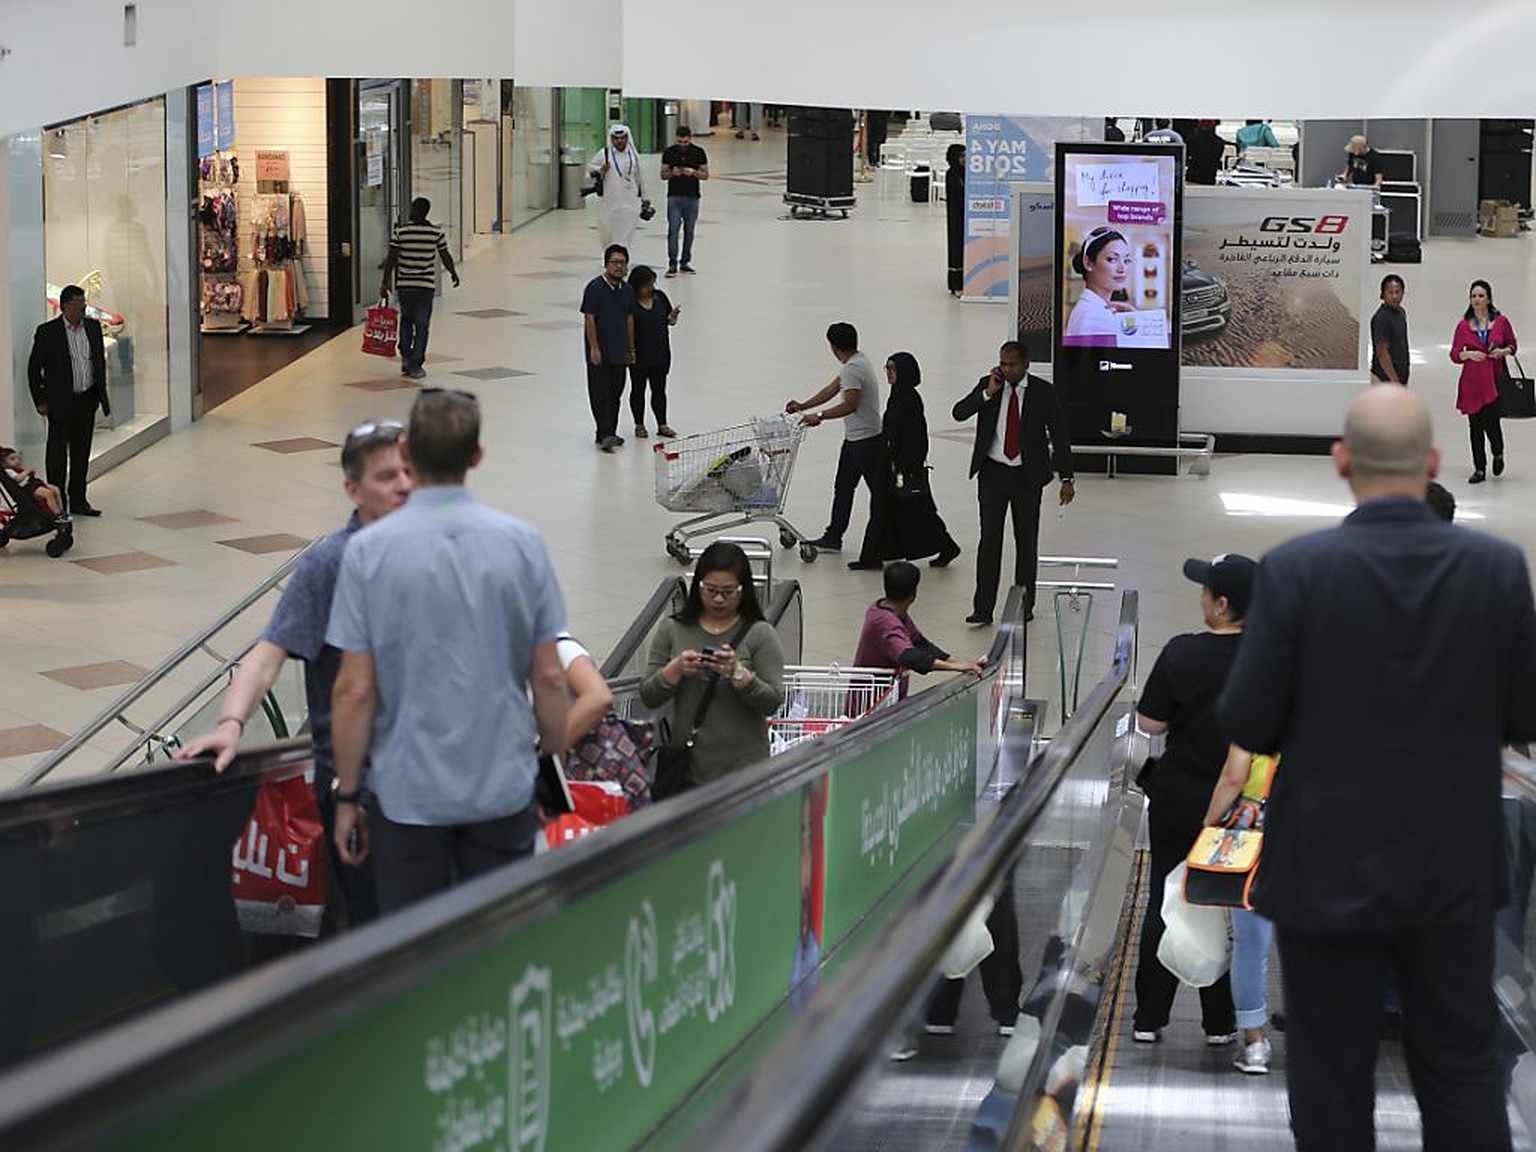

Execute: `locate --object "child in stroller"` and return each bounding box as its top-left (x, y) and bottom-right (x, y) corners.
top-left (0, 446), bottom-right (73, 556)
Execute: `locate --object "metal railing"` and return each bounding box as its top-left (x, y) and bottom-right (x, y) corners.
top-left (1070, 431), bottom-right (1215, 479)
top-left (16, 544), bottom-right (318, 788)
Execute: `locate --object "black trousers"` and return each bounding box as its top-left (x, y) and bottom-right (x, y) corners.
top-left (628, 364), bottom-right (669, 425)
top-left (45, 392), bottom-right (98, 511)
top-left (821, 436), bottom-right (883, 546)
top-left (1133, 770), bottom-right (1236, 1035)
top-left (371, 802), bottom-right (539, 915)
top-left (973, 460), bottom-right (1045, 619)
top-left (925, 876), bottom-right (1024, 1027)
top-left (1469, 400), bottom-right (1505, 474)
top-left (586, 363), bottom-right (627, 441)
top-left (1276, 919), bottom-right (1509, 1152)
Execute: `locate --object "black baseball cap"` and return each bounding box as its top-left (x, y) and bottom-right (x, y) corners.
top-left (1182, 553), bottom-right (1257, 618)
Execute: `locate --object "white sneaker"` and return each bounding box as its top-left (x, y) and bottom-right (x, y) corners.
top-left (890, 1033), bottom-right (920, 1062)
top-left (1132, 1028), bottom-right (1161, 1044)
top-left (1234, 1037), bottom-right (1272, 1074)
top-left (922, 1023), bottom-right (954, 1036)
top-left (1206, 1031), bottom-right (1239, 1046)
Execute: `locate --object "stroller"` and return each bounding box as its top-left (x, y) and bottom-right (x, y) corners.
top-left (0, 468), bottom-right (73, 557)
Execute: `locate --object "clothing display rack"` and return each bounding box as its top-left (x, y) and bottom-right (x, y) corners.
top-left (198, 151), bottom-right (248, 334)
top-left (245, 171), bottom-right (311, 336)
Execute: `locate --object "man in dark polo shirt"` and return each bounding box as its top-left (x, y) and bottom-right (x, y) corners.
top-left (660, 125), bottom-right (709, 277)
top-left (1369, 274), bottom-right (1410, 385)
top-left (580, 244), bottom-right (635, 452)
top-left (1218, 385), bottom-right (1536, 1152)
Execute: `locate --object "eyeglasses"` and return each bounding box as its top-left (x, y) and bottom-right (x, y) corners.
top-left (700, 582), bottom-right (742, 599)
top-left (418, 386), bottom-right (479, 402)
top-left (345, 419), bottom-right (404, 443)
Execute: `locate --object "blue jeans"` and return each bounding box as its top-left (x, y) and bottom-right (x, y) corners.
top-left (1230, 908), bottom-right (1274, 1030)
top-left (667, 197), bottom-right (700, 268)
top-left (396, 287), bottom-right (434, 373)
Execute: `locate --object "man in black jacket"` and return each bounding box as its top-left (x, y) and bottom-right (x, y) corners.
top-left (951, 341), bottom-right (1074, 625)
top-left (27, 285), bottom-right (110, 516)
top-left (1219, 385), bottom-right (1536, 1152)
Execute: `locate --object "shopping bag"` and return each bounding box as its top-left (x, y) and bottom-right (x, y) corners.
top-left (544, 811), bottom-right (599, 850)
top-left (361, 298), bottom-right (399, 358)
top-left (937, 893), bottom-right (995, 978)
top-left (1184, 826), bottom-right (1265, 909)
top-left (567, 780), bottom-right (631, 827)
top-left (1498, 356), bottom-right (1536, 419)
top-left (563, 714), bottom-right (656, 808)
top-left (1155, 863), bottom-right (1230, 987)
top-left (231, 774), bottom-right (327, 937)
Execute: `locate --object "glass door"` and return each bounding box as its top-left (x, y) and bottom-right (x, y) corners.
top-left (356, 80), bottom-right (406, 312)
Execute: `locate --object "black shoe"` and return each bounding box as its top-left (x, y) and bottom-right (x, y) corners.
top-left (805, 536), bottom-right (842, 551)
top-left (847, 559), bottom-right (883, 570)
top-left (966, 612), bottom-right (993, 626)
top-left (1470, 470), bottom-right (1487, 484)
top-left (1494, 455), bottom-right (1506, 477)
top-left (681, 264), bottom-right (697, 275)
top-left (72, 503), bottom-right (102, 517)
top-left (599, 435), bottom-right (622, 452)
top-left (931, 543), bottom-right (961, 568)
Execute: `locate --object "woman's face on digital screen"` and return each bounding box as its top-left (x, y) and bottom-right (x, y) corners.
top-left (1085, 238), bottom-right (1130, 296)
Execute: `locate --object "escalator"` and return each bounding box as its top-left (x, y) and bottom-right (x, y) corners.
top-left (0, 573), bottom-right (796, 1072)
top-left (0, 587), bottom-right (1034, 1151)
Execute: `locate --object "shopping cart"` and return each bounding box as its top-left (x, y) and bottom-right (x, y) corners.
top-left (768, 665), bottom-right (901, 755)
top-left (654, 415), bottom-right (818, 562)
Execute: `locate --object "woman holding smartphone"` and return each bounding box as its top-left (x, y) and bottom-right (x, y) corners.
top-left (642, 541), bottom-right (785, 788)
top-left (1451, 279), bottom-right (1518, 484)
top-left (1064, 226), bottom-right (1135, 346)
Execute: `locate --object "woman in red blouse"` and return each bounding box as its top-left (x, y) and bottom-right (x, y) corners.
top-left (1450, 279), bottom-right (1518, 484)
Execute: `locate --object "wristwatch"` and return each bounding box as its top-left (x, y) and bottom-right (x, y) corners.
top-left (731, 663), bottom-right (749, 685)
top-left (331, 778), bottom-right (363, 805)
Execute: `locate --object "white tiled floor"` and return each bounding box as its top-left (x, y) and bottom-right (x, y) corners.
top-left (5, 130), bottom-right (1536, 784)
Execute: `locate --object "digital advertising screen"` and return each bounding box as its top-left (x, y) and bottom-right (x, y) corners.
top-left (1058, 148), bottom-right (1181, 351)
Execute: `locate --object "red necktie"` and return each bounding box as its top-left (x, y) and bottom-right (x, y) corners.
top-left (1003, 384), bottom-right (1021, 461)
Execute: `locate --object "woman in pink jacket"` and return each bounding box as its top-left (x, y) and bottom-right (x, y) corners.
top-left (1450, 279), bottom-right (1518, 484)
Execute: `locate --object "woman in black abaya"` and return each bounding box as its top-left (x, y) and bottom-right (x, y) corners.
top-left (850, 352), bottom-right (962, 570)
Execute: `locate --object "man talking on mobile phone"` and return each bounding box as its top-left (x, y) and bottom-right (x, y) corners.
top-left (951, 341), bottom-right (1074, 626)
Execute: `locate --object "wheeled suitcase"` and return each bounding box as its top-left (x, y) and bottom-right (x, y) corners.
top-left (1386, 233), bottom-right (1422, 264)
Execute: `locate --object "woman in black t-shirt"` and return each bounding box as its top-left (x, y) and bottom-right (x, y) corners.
top-left (627, 265), bottom-right (681, 439)
top-left (1130, 553), bottom-right (1257, 1047)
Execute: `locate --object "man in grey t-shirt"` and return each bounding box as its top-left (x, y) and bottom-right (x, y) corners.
top-left (785, 322), bottom-right (884, 554)
top-left (1369, 274), bottom-right (1410, 385)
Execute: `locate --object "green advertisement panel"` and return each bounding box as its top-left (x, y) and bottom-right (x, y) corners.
top-left (116, 795), bottom-right (803, 1152)
top-left (821, 693), bottom-right (977, 947)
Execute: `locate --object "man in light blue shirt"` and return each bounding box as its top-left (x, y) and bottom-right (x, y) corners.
top-left (328, 388), bottom-right (570, 912)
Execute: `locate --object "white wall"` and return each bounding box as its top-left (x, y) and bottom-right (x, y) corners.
top-left (514, 0), bottom-right (622, 86)
top-left (0, 0), bottom-right (513, 139)
top-left (228, 78), bottom-right (331, 319)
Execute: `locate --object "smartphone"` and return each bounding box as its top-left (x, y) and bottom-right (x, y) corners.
top-left (700, 646), bottom-right (718, 657)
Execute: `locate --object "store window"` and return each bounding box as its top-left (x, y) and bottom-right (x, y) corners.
top-left (411, 79), bottom-right (463, 260)
top-left (510, 86), bottom-right (556, 230)
top-left (42, 99), bottom-right (169, 455)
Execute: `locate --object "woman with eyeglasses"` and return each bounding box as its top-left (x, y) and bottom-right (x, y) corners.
top-left (641, 541), bottom-right (785, 789)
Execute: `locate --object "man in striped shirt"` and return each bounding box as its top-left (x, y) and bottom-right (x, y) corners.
top-left (380, 197), bottom-right (460, 380)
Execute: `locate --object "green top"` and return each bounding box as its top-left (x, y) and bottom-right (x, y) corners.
top-left (640, 617), bottom-right (786, 781)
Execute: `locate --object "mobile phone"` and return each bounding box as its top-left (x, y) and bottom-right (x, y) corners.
top-left (700, 646), bottom-right (718, 657)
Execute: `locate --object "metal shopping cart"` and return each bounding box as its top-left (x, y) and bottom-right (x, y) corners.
top-left (768, 665), bottom-right (901, 755)
top-left (654, 415), bottom-right (818, 563)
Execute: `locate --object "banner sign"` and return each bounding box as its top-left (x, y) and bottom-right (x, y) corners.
top-left (1008, 184), bottom-right (1056, 362)
top-left (1180, 188), bottom-right (1367, 373)
top-left (214, 80), bottom-right (235, 152)
top-left (107, 693), bottom-right (981, 1152)
top-left (195, 84), bottom-right (214, 159)
top-left (963, 117), bottom-right (1096, 300)
top-left (255, 149), bottom-right (290, 183)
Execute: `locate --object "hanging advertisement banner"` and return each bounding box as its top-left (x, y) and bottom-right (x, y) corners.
top-left (1007, 183), bottom-right (1056, 362)
top-left (214, 80), bottom-right (235, 152)
top-left (962, 117), bottom-right (1095, 300)
top-left (195, 84), bottom-right (215, 159)
top-left (1180, 187), bottom-right (1368, 373)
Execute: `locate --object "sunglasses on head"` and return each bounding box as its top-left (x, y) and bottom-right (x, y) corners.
top-left (418, 386), bottom-right (479, 403)
top-left (346, 419), bottom-right (404, 443)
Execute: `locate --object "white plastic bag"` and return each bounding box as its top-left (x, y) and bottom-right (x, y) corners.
top-left (1155, 863), bottom-right (1230, 987)
top-left (937, 894), bottom-right (995, 979)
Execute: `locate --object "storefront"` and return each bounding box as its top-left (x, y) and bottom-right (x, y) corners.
top-left (5, 92), bottom-right (187, 478)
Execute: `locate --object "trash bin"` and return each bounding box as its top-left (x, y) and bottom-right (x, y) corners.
top-left (559, 146), bottom-right (588, 210)
top-left (661, 102), bottom-right (679, 144)
top-left (909, 165), bottom-right (932, 203)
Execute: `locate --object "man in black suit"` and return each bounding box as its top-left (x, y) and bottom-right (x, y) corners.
top-left (1220, 385), bottom-right (1536, 1152)
top-left (27, 284), bottom-right (109, 516)
top-left (951, 341), bottom-right (1074, 625)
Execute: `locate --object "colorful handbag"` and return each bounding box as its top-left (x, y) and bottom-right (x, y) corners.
top-left (562, 714), bottom-right (657, 809)
top-left (1183, 754), bottom-right (1277, 910)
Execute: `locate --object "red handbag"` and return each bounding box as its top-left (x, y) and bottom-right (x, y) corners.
top-left (361, 298), bottom-right (399, 358)
top-left (231, 774), bottom-right (327, 937)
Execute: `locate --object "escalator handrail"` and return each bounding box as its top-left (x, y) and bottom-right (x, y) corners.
top-left (597, 576), bottom-right (689, 680)
top-left (15, 541), bottom-right (321, 789)
top-left (685, 591), bottom-right (1138, 1152)
top-left (0, 589), bottom-right (1026, 1147)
